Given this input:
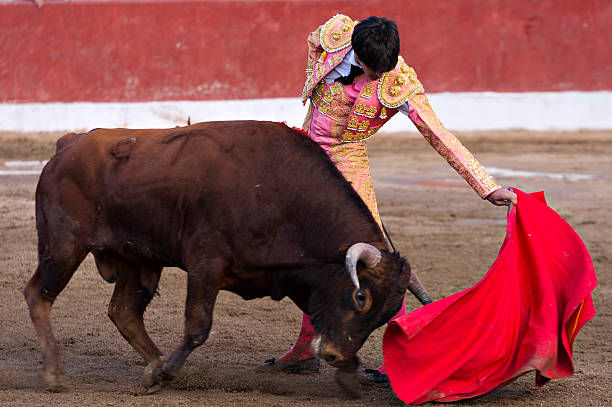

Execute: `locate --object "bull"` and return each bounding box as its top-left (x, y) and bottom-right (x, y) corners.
top-left (24, 121), bottom-right (431, 398)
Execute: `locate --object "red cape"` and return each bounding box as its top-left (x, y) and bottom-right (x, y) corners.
top-left (383, 189), bottom-right (597, 404)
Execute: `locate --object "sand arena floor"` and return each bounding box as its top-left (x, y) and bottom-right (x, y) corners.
top-left (0, 129), bottom-right (610, 406)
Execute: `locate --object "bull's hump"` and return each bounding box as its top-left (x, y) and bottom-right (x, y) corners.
top-left (55, 132), bottom-right (83, 153)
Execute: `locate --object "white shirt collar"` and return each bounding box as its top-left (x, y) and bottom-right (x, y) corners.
top-left (347, 49), bottom-right (359, 67)
top-left (322, 49), bottom-right (362, 84)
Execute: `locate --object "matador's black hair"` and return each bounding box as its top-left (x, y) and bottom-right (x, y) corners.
top-left (352, 16), bottom-right (400, 74)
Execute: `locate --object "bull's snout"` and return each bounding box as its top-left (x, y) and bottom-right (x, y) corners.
top-left (312, 335), bottom-right (358, 368)
top-left (318, 341), bottom-right (350, 367)
top-left (322, 349), bottom-right (341, 364)
top-left (313, 335), bottom-right (361, 398)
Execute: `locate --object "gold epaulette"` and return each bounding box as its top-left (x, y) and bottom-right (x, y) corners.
top-left (319, 14), bottom-right (358, 52)
top-left (378, 56), bottom-right (424, 108)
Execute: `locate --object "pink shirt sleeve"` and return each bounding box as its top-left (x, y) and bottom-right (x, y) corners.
top-left (400, 93), bottom-right (500, 199)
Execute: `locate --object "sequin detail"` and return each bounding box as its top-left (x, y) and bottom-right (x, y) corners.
top-left (378, 57), bottom-right (424, 108)
top-left (302, 45), bottom-right (351, 104)
top-left (330, 142), bottom-right (383, 228)
top-left (319, 14), bottom-right (357, 52)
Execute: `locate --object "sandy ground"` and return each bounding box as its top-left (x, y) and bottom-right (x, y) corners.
top-left (0, 129), bottom-right (610, 406)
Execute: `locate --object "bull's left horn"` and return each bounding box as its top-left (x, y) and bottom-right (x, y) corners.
top-left (345, 243), bottom-right (382, 289)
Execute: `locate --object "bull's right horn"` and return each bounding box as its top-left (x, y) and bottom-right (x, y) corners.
top-left (408, 271), bottom-right (433, 305)
top-left (345, 243), bottom-right (382, 289)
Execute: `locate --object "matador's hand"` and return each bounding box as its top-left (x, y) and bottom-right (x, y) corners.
top-left (486, 188), bottom-right (518, 206)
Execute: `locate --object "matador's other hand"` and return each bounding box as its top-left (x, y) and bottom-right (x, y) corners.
top-left (486, 188), bottom-right (518, 206)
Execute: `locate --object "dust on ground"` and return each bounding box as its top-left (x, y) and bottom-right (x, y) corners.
top-left (0, 129), bottom-right (610, 406)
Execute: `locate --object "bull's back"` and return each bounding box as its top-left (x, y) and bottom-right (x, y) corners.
top-left (41, 121), bottom-right (317, 217)
top-left (81, 121), bottom-right (336, 202)
top-left (45, 120), bottom-right (366, 218)
top-left (41, 121), bottom-right (360, 216)
top-left (37, 121), bottom-right (377, 263)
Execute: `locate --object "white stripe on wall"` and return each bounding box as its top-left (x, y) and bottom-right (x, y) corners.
top-left (2, 92), bottom-right (611, 132)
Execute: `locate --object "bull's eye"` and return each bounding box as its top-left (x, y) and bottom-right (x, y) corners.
top-left (352, 288), bottom-right (371, 312)
top-left (356, 290), bottom-right (366, 308)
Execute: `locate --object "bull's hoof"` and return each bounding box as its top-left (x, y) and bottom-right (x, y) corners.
top-left (335, 367), bottom-right (360, 399)
top-left (362, 368), bottom-right (389, 383)
top-left (255, 357), bottom-right (320, 374)
top-left (41, 369), bottom-right (67, 392)
top-left (143, 383), bottom-right (165, 395)
top-left (142, 356), bottom-right (175, 392)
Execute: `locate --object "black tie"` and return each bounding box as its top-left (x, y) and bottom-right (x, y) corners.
top-left (335, 64), bottom-right (364, 85)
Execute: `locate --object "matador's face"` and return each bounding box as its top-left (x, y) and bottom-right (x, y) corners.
top-left (354, 53), bottom-right (385, 81)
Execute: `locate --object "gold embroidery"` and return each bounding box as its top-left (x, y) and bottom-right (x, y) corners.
top-left (380, 107), bottom-right (387, 119)
top-left (365, 105), bottom-right (378, 119)
top-left (329, 141), bottom-right (382, 228)
top-left (319, 14), bottom-right (354, 52)
top-left (341, 132), bottom-right (359, 144)
top-left (306, 56), bottom-right (314, 73)
top-left (341, 125), bottom-right (383, 142)
top-left (302, 45), bottom-right (351, 104)
top-left (302, 16), bottom-right (357, 103)
top-left (378, 56), bottom-right (424, 108)
top-left (318, 103), bottom-right (330, 115)
top-left (302, 81), bottom-right (312, 102)
top-left (358, 119), bottom-right (370, 132)
top-left (311, 80), bottom-right (353, 121)
top-left (330, 82), bottom-right (342, 95)
top-left (302, 102), bottom-right (314, 131)
top-left (389, 85), bottom-right (402, 97)
top-left (347, 117), bottom-right (359, 130)
top-left (311, 82), bottom-right (324, 105)
top-left (361, 83), bottom-right (375, 99)
top-left (331, 120), bottom-right (347, 140)
top-left (306, 59), bottom-right (393, 145)
top-left (322, 92), bottom-right (333, 105)
top-left (354, 102), bottom-right (367, 116)
top-left (316, 62), bottom-right (326, 77)
top-left (328, 54), bottom-right (343, 67)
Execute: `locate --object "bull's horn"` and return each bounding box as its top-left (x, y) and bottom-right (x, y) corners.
top-left (345, 243), bottom-right (382, 289)
top-left (408, 271), bottom-right (433, 305)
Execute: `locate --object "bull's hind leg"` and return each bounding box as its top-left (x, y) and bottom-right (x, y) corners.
top-left (24, 252), bottom-right (87, 391)
top-left (27, 163), bottom-right (96, 390)
top-left (104, 257), bottom-right (163, 363)
top-left (143, 260), bottom-right (224, 392)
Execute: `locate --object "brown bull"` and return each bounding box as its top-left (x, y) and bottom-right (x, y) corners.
top-left (24, 120), bottom-right (431, 398)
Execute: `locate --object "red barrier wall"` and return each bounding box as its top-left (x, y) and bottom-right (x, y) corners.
top-left (1, 0), bottom-right (611, 103)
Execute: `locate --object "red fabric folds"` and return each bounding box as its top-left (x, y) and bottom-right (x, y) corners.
top-left (383, 189), bottom-right (597, 404)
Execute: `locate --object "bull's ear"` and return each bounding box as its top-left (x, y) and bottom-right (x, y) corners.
top-left (336, 244), bottom-right (352, 262)
top-left (352, 288), bottom-right (372, 313)
top-left (399, 260), bottom-right (412, 289)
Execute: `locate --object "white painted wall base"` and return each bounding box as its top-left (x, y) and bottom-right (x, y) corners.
top-left (2, 92), bottom-right (611, 132)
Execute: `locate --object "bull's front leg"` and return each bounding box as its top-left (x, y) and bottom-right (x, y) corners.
top-left (142, 268), bottom-right (220, 393)
top-left (334, 356), bottom-right (361, 399)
